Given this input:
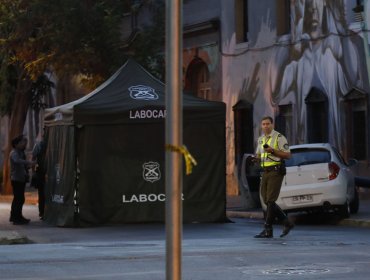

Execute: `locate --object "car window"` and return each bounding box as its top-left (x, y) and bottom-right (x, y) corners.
top-left (285, 148), bottom-right (331, 167)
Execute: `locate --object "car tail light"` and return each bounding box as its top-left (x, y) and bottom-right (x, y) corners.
top-left (328, 162), bottom-right (340, 180)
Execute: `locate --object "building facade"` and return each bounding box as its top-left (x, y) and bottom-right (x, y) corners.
top-left (183, 0), bottom-right (370, 193)
top-left (2, 1), bottom-right (369, 195)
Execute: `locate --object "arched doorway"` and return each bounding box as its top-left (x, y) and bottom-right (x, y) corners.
top-left (305, 88), bottom-right (328, 143)
top-left (185, 58), bottom-right (211, 99)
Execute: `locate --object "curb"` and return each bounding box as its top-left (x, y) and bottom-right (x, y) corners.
top-left (227, 210), bottom-right (370, 228)
top-left (0, 231), bottom-right (33, 245)
top-left (227, 210), bottom-right (263, 220)
top-left (337, 219), bottom-right (370, 228)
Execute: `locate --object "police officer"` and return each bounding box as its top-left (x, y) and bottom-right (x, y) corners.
top-left (253, 116), bottom-right (294, 238)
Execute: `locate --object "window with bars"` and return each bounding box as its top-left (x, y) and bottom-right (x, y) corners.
top-left (198, 64), bottom-right (211, 99)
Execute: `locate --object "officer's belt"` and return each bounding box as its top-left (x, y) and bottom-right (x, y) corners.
top-left (262, 165), bottom-right (281, 172)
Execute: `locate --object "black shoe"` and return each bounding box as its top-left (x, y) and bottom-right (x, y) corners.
top-left (13, 219), bottom-right (30, 225)
top-left (280, 221), bottom-right (294, 237)
top-left (254, 227), bottom-right (273, 238)
top-left (9, 216), bottom-right (14, 222)
top-left (20, 216), bottom-right (31, 223)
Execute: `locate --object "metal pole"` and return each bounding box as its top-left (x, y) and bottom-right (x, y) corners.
top-left (362, 1), bottom-right (370, 84)
top-left (362, 1), bottom-right (370, 163)
top-left (165, 0), bottom-right (182, 280)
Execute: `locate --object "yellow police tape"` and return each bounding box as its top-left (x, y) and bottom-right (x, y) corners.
top-left (165, 144), bottom-right (197, 175)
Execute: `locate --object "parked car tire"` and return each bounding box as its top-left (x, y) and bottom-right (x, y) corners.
top-left (350, 187), bottom-right (359, 214)
top-left (338, 200), bottom-right (350, 218)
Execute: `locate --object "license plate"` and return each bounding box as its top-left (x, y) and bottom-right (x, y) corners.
top-left (292, 194), bottom-right (313, 204)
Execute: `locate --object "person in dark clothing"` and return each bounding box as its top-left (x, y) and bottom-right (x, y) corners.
top-left (31, 138), bottom-right (46, 220)
top-left (9, 135), bottom-right (36, 225)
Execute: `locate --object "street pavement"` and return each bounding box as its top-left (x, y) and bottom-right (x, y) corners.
top-left (1, 187), bottom-right (370, 245)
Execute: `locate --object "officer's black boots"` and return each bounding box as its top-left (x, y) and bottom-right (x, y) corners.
top-left (254, 224), bottom-right (273, 238)
top-left (254, 202), bottom-right (294, 238)
top-left (254, 203), bottom-right (275, 238)
top-left (280, 220), bottom-right (294, 237)
top-left (272, 202), bottom-right (294, 237)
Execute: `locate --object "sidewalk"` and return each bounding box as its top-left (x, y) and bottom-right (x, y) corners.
top-left (0, 187), bottom-right (38, 245)
top-left (1, 189), bottom-right (370, 245)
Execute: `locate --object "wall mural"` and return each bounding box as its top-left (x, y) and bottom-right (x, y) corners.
top-left (223, 0), bottom-right (369, 175)
top-left (269, 0), bottom-right (368, 147)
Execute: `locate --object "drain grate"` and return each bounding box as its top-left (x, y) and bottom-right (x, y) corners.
top-left (263, 267), bottom-right (330, 275)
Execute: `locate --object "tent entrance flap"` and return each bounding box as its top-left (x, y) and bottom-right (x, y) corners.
top-left (44, 125), bottom-right (77, 226)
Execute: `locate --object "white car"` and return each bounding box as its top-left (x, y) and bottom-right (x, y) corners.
top-left (260, 143), bottom-right (359, 218)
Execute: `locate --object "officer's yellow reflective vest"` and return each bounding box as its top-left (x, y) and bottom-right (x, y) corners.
top-left (260, 133), bottom-right (282, 167)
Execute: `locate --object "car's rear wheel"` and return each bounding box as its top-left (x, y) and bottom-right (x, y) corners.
top-left (338, 200), bottom-right (350, 218)
top-left (350, 187), bottom-right (359, 214)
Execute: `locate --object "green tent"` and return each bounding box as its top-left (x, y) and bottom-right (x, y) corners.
top-left (44, 59), bottom-right (226, 226)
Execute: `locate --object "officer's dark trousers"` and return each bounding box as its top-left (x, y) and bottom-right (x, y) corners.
top-left (260, 170), bottom-right (284, 204)
top-left (11, 180), bottom-right (26, 220)
top-left (260, 170), bottom-right (286, 226)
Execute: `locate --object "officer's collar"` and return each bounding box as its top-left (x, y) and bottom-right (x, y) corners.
top-left (264, 129), bottom-right (276, 138)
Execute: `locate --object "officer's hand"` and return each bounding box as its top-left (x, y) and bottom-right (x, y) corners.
top-left (264, 146), bottom-right (274, 154)
top-left (247, 155), bottom-right (259, 164)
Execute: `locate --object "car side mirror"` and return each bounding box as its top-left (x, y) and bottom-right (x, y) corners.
top-left (347, 158), bottom-right (358, 167)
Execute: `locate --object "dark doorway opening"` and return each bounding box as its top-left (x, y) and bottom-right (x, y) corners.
top-left (233, 101), bottom-right (254, 170)
top-left (353, 111), bottom-right (366, 160)
top-left (343, 88), bottom-right (368, 161)
top-left (275, 104), bottom-right (293, 144)
top-left (305, 88), bottom-right (328, 143)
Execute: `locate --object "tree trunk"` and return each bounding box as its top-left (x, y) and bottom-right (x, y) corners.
top-left (1, 78), bottom-right (32, 195)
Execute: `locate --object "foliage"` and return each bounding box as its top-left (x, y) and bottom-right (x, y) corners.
top-left (0, 0), bottom-right (166, 194)
top-left (0, 0), bottom-right (166, 113)
top-left (0, 57), bottom-right (16, 115)
top-left (30, 73), bottom-right (54, 110)
top-left (10, 0), bottom-right (130, 82)
top-left (130, 0), bottom-right (165, 80)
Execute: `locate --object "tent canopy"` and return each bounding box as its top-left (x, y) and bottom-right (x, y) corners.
top-left (45, 59), bottom-right (224, 125)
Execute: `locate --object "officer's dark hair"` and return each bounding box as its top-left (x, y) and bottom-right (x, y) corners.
top-left (261, 116), bottom-right (273, 124)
